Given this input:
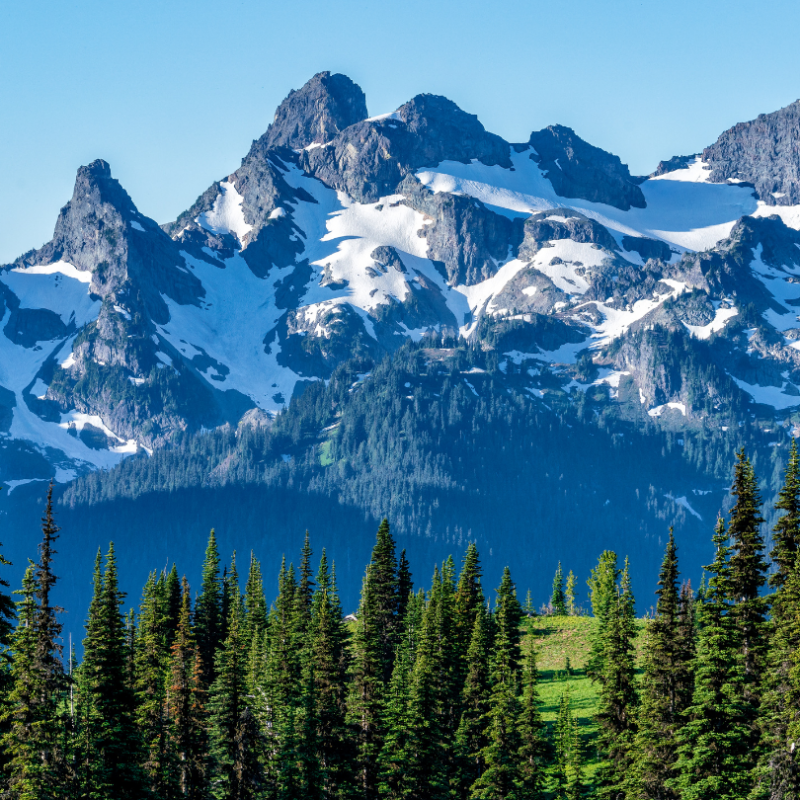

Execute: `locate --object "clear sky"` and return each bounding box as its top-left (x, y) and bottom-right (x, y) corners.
top-left (1, 0), bottom-right (798, 263)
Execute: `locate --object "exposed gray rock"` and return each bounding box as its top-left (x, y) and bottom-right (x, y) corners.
top-left (702, 99), bottom-right (800, 204)
top-left (300, 94), bottom-right (511, 203)
top-left (258, 72), bottom-right (368, 151)
top-left (621, 235), bottom-right (673, 263)
top-left (527, 125), bottom-right (646, 210)
top-left (518, 209), bottom-right (618, 260)
top-left (370, 246), bottom-right (406, 273)
top-left (650, 154), bottom-right (701, 178)
top-left (400, 176), bottom-right (522, 285)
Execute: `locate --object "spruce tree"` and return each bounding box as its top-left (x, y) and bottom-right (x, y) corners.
top-left (195, 530), bottom-right (223, 688)
top-left (493, 566), bottom-right (523, 678)
top-left (565, 571), bottom-right (578, 616)
top-left (627, 530), bottom-right (694, 800)
top-left (586, 551), bottom-right (620, 683)
top-left (553, 688), bottom-right (584, 800)
top-left (0, 486), bottom-right (15, 684)
top-left (595, 558), bottom-right (638, 799)
top-left (672, 518), bottom-right (755, 800)
top-left (517, 633), bottom-right (548, 798)
top-left (454, 543), bottom-right (485, 679)
top-left (80, 543), bottom-right (145, 799)
top-left (164, 563), bottom-right (182, 644)
top-left (397, 548), bottom-right (413, 625)
top-left (551, 562), bottom-right (566, 615)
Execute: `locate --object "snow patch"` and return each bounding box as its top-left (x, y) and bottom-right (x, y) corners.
top-left (196, 181), bottom-right (253, 243)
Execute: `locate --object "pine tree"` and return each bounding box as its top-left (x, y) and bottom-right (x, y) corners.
top-left (347, 519), bottom-right (400, 798)
top-left (551, 563), bottom-right (566, 615)
top-left (195, 530), bottom-right (223, 688)
top-left (565, 571), bottom-right (578, 616)
top-left (752, 441), bottom-right (800, 799)
top-left (3, 484), bottom-right (68, 797)
top-left (672, 518), bottom-right (755, 800)
top-left (586, 551), bottom-right (620, 683)
top-left (80, 543), bottom-right (146, 799)
top-left (168, 578), bottom-right (208, 799)
top-left (627, 530), bottom-right (695, 800)
top-left (517, 634), bottom-right (548, 798)
top-left (595, 558), bottom-right (638, 799)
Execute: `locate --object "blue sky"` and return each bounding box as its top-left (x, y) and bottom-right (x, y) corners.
top-left (1, 0), bottom-right (798, 263)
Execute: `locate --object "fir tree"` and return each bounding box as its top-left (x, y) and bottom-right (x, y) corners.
top-left (565, 571), bottom-right (578, 617)
top-left (164, 563), bottom-right (182, 644)
top-left (627, 530), bottom-right (694, 800)
top-left (397, 548), bottom-right (413, 625)
top-left (586, 551), bottom-right (620, 683)
top-left (595, 558), bottom-right (638, 799)
top-left (195, 530), bottom-right (223, 688)
top-left (80, 543), bottom-right (146, 799)
top-left (454, 544), bottom-right (485, 678)
top-left (0, 486), bottom-right (15, 686)
top-left (672, 518), bottom-right (755, 800)
top-left (517, 634), bottom-right (548, 799)
top-left (493, 567), bottom-right (523, 678)
top-left (551, 563), bottom-right (566, 616)
top-left (553, 688), bottom-right (583, 800)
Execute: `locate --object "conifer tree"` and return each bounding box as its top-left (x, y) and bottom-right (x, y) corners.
top-left (727, 449), bottom-right (768, 698)
top-left (565, 571), bottom-right (578, 616)
top-left (517, 634), bottom-right (548, 799)
top-left (168, 578), bottom-right (208, 799)
top-left (454, 544), bottom-right (485, 678)
top-left (752, 441), bottom-right (800, 799)
top-left (347, 519), bottom-right (400, 798)
top-left (586, 551), bottom-right (620, 683)
top-left (242, 552), bottom-right (268, 694)
top-left (595, 558), bottom-right (637, 799)
top-left (80, 543), bottom-right (145, 799)
top-left (673, 518), bottom-right (755, 800)
top-left (553, 688), bottom-right (583, 800)
top-left (397, 548), bottom-right (413, 625)
top-left (493, 566), bottom-right (523, 678)
top-left (164, 563), bottom-right (182, 644)
top-left (195, 530), bottom-right (223, 688)
top-left (627, 530), bottom-right (694, 800)
top-left (0, 486), bottom-right (15, 686)
top-left (551, 562), bottom-right (566, 615)
top-left (454, 607), bottom-right (492, 798)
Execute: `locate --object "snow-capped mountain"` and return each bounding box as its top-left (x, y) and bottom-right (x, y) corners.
top-left (4, 71), bottom-right (800, 488)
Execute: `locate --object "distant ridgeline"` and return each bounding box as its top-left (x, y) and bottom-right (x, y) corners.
top-left (4, 73), bottom-right (800, 653)
top-left (0, 446), bottom-right (799, 798)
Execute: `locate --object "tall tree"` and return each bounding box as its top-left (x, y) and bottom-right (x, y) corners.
top-left (595, 557), bottom-right (638, 799)
top-left (194, 530), bottom-right (223, 688)
top-left (586, 551), bottom-right (620, 683)
top-left (3, 484), bottom-right (68, 797)
top-left (517, 633), bottom-right (548, 799)
top-left (552, 688), bottom-right (584, 800)
top-left (672, 518), bottom-right (755, 800)
top-left (551, 562), bottom-right (566, 616)
top-left (565, 571), bottom-right (578, 617)
top-left (80, 543), bottom-right (146, 799)
top-left (493, 567), bottom-right (523, 679)
top-left (627, 530), bottom-right (695, 800)
top-left (454, 544), bottom-right (485, 678)
top-left (397, 548), bottom-right (413, 626)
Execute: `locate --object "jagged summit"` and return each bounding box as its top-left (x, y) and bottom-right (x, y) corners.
top-left (257, 71), bottom-right (368, 152)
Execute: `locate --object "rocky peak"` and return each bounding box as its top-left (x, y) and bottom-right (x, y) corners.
top-left (528, 125), bottom-right (646, 211)
top-left (702, 99), bottom-right (800, 205)
top-left (258, 71), bottom-right (368, 151)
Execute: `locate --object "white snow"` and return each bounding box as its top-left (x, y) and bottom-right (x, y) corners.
top-left (269, 207), bottom-right (287, 219)
top-left (196, 181), bottom-right (253, 244)
top-left (684, 306), bottom-right (739, 339)
top-left (648, 402), bottom-right (687, 417)
top-left (751, 201), bottom-right (800, 230)
top-left (29, 378), bottom-right (48, 399)
top-left (4, 478), bottom-right (48, 494)
top-left (731, 375), bottom-right (800, 409)
top-left (531, 240), bottom-right (607, 295)
top-left (649, 157), bottom-right (711, 184)
top-left (130, 220), bottom-right (145, 231)
top-left (60, 352), bottom-right (75, 369)
top-left (664, 493), bottom-right (703, 520)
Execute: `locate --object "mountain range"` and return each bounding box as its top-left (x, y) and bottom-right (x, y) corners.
top-left (3, 71), bottom-right (800, 619)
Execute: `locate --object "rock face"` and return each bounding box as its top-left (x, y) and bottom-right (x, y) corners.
top-left (528, 125), bottom-right (646, 210)
top-left (703, 100), bottom-right (800, 205)
top-left (300, 94), bottom-right (511, 203)
top-left (259, 71), bottom-right (368, 150)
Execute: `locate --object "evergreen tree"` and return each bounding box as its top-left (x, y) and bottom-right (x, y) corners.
top-left (565, 571), bottom-right (578, 616)
top-left (493, 567), bottom-right (523, 678)
top-left (595, 558), bottom-right (638, 799)
top-left (627, 530), bottom-right (694, 800)
top-left (0, 486), bottom-right (15, 686)
top-left (347, 519), bottom-right (399, 798)
top-left (195, 530), bottom-right (223, 688)
top-left (80, 543), bottom-right (146, 799)
top-left (242, 553), bottom-right (268, 695)
top-left (551, 563), bottom-right (566, 616)
top-left (517, 634), bottom-right (548, 799)
top-left (168, 578), bottom-right (208, 799)
top-left (586, 551), bottom-right (620, 683)
top-left (752, 442), bottom-right (800, 799)
top-left (3, 484), bottom-right (68, 797)
top-left (454, 607), bottom-right (492, 798)
top-left (673, 518), bottom-right (755, 800)
top-left (164, 564), bottom-right (182, 644)
top-left (397, 548), bottom-right (413, 626)
top-left (454, 544), bottom-right (485, 681)
top-left (553, 688), bottom-right (584, 800)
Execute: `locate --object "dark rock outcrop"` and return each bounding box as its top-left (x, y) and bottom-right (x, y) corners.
top-left (528, 125), bottom-right (646, 210)
top-left (621, 235), bottom-right (673, 262)
top-left (703, 99), bottom-right (800, 204)
top-left (518, 209), bottom-right (618, 260)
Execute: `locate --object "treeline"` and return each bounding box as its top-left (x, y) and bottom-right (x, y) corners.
top-left (0, 443), bottom-right (799, 799)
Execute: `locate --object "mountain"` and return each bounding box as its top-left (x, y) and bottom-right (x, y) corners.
top-left (2, 72), bottom-right (800, 618)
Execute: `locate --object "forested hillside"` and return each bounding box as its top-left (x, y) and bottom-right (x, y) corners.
top-left (0, 446), bottom-right (798, 798)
